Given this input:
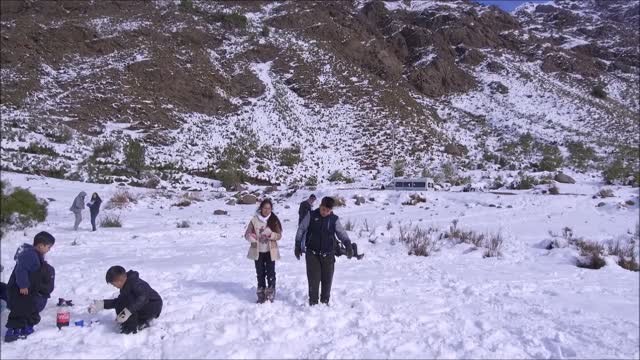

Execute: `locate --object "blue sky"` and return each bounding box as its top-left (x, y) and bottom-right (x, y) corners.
top-left (475, 0), bottom-right (550, 12)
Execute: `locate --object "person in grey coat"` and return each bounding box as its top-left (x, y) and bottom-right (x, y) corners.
top-left (69, 191), bottom-right (87, 230)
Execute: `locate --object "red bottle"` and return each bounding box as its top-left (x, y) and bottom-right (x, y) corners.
top-left (56, 308), bottom-right (70, 329)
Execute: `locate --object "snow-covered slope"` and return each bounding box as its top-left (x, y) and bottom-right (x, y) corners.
top-left (1, 0), bottom-right (638, 188)
top-left (0, 172), bottom-right (638, 358)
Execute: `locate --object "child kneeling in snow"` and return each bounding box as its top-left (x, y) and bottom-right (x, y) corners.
top-left (88, 266), bottom-right (162, 334)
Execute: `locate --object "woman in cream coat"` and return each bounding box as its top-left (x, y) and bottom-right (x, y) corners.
top-left (244, 199), bottom-right (282, 303)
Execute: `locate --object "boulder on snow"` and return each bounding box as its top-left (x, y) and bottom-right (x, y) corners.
top-left (214, 209), bottom-right (228, 215)
top-left (354, 195), bottom-right (366, 205)
top-left (444, 143), bottom-right (465, 157)
top-left (225, 199), bottom-right (236, 206)
top-left (239, 194), bottom-right (258, 205)
top-left (554, 172), bottom-right (575, 184)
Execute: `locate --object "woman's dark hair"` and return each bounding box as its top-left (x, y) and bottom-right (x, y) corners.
top-left (92, 193), bottom-right (99, 200)
top-left (105, 265), bottom-right (126, 283)
top-left (258, 199), bottom-right (282, 233)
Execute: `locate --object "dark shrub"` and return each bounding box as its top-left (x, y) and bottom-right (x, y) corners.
top-left (0, 184), bottom-right (48, 236)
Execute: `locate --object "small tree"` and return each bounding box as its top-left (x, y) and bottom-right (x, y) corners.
top-left (566, 141), bottom-right (595, 171)
top-left (280, 146), bottom-right (302, 167)
top-left (125, 139), bottom-right (146, 176)
top-left (602, 159), bottom-right (630, 185)
top-left (1, 182), bottom-right (48, 237)
top-left (179, 0), bottom-right (193, 11)
top-left (590, 84), bottom-right (607, 99)
top-left (519, 133), bottom-right (535, 156)
top-left (539, 144), bottom-right (563, 171)
top-left (305, 175), bottom-right (318, 186)
top-left (393, 160), bottom-right (405, 177)
top-left (260, 25), bottom-right (270, 37)
top-left (442, 162), bottom-right (456, 182)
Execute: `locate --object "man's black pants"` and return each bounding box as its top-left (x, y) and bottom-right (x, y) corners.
top-left (305, 252), bottom-right (335, 305)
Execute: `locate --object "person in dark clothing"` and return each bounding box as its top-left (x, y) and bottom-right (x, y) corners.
top-left (1, 265), bottom-right (7, 313)
top-left (88, 266), bottom-right (162, 334)
top-left (298, 194), bottom-right (316, 224)
top-left (87, 193), bottom-right (102, 231)
top-left (0, 282), bottom-right (6, 313)
top-left (4, 231), bottom-right (56, 343)
top-left (294, 196), bottom-right (353, 306)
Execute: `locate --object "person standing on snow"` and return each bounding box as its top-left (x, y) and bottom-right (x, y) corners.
top-left (298, 194), bottom-right (316, 224)
top-left (294, 196), bottom-right (353, 306)
top-left (69, 191), bottom-right (87, 231)
top-left (4, 232), bottom-right (55, 343)
top-left (244, 199), bottom-right (283, 303)
top-left (87, 193), bottom-right (102, 232)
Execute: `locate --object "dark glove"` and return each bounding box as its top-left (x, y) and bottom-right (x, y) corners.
top-left (294, 244), bottom-right (302, 260)
top-left (346, 245), bottom-right (353, 259)
top-left (120, 321), bottom-right (138, 334)
top-left (119, 311), bottom-right (138, 334)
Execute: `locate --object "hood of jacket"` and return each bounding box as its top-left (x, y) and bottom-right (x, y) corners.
top-left (14, 243), bottom-right (36, 261)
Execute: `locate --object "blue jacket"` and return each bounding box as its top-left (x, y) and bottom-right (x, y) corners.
top-left (7, 244), bottom-right (55, 313)
top-left (87, 195), bottom-right (102, 215)
top-left (11, 244), bottom-right (41, 290)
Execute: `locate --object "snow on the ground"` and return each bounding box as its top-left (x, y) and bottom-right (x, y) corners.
top-left (0, 172), bottom-right (638, 359)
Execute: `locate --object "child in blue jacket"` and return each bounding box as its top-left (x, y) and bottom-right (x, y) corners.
top-left (4, 231), bottom-right (56, 343)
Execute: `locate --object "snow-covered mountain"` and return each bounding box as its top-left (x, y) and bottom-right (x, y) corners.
top-left (1, 0), bottom-right (638, 188)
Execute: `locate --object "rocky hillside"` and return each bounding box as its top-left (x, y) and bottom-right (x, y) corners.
top-left (1, 0), bottom-right (638, 189)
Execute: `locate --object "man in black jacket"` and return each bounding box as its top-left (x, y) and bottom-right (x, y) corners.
top-left (88, 266), bottom-right (162, 334)
top-left (294, 197), bottom-right (352, 305)
top-left (298, 194), bottom-right (316, 224)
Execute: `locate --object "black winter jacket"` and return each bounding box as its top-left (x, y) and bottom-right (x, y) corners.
top-left (104, 270), bottom-right (161, 312)
top-left (298, 201), bottom-right (312, 224)
top-left (295, 209), bottom-right (352, 255)
top-left (88, 195), bottom-right (102, 215)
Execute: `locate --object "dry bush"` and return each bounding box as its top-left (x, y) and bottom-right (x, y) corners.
top-left (387, 221), bottom-right (393, 231)
top-left (332, 196), bottom-right (346, 207)
top-left (344, 219), bottom-right (356, 231)
top-left (105, 190), bottom-right (137, 210)
top-left (550, 226), bottom-right (638, 270)
top-left (173, 199), bottom-right (191, 207)
top-left (362, 220), bottom-right (371, 233)
top-left (484, 232), bottom-right (504, 258)
top-left (596, 188), bottom-right (615, 198)
top-left (608, 238), bottom-right (639, 271)
top-left (100, 214), bottom-right (122, 228)
top-left (182, 191), bottom-right (203, 202)
top-left (177, 220), bottom-right (191, 228)
top-left (402, 193), bottom-right (427, 206)
top-left (397, 225), bottom-right (441, 256)
top-left (359, 220), bottom-right (377, 243)
top-left (444, 220), bottom-right (484, 247)
top-left (575, 239), bottom-right (606, 269)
